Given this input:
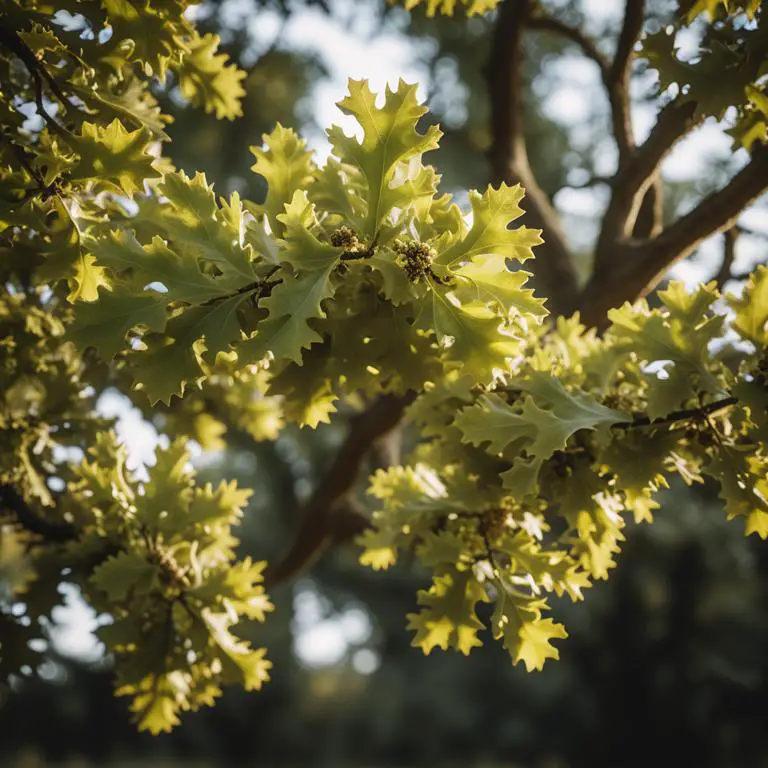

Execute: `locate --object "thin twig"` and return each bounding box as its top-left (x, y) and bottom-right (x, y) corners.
top-left (613, 396), bottom-right (738, 430)
top-left (0, 26), bottom-right (74, 138)
top-left (527, 13), bottom-right (610, 76)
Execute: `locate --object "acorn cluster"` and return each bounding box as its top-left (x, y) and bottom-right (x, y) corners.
top-left (330, 225), bottom-right (359, 249)
top-left (393, 238), bottom-right (438, 283)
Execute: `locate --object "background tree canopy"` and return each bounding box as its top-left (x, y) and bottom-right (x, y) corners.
top-left (1, 0), bottom-right (767, 765)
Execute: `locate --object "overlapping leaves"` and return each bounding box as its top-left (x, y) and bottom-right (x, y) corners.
top-left (360, 279), bottom-right (768, 667)
top-left (641, 9), bottom-right (768, 148)
top-left (70, 80), bottom-right (547, 406)
top-left (70, 435), bottom-right (271, 734)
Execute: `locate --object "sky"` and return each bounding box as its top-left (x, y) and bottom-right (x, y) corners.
top-left (51, 0), bottom-right (766, 669)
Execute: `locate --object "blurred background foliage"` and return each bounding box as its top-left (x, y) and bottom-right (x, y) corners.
top-left (2, 0), bottom-right (768, 765)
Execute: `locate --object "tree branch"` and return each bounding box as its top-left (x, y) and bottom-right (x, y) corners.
top-left (486, 0), bottom-right (579, 315)
top-left (712, 227), bottom-right (738, 290)
top-left (527, 13), bottom-right (609, 77)
top-left (614, 396), bottom-right (738, 430)
top-left (633, 144), bottom-right (768, 288)
top-left (631, 172), bottom-right (663, 238)
top-left (529, 0), bottom-right (642, 162)
top-left (580, 144), bottom-right (768, 327)
top-left (0, 27), bottom-right (73, 138)
top-left (265, 393), bottom-right (414, 587)
top-left (0, 484), bottom-right (76, 543)
top-left (607, 0), bottom-right (645, 160)
top-left (596, 100), bottom-right (700, 259)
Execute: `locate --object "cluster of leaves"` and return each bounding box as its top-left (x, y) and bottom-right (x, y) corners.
top-left (68, 80), bottom-right (544, 418)
top-left (155, 364), bottom-right (286, 452)
top-left (360, 271), bottom-right (768, 670)
top-left (0, 0), bottom-right (245, 298)
top-left (0, 295), bottom-right (271, 736)
top-left (13, 435), bottom-right (271, 733)
top-left (643, 2), bottom-right (767, 148)
top-left (685, 0), bottom-right (761, 21)
top-left (0, 0), bottom-right (272, 735)
top-left (0, 291), bottom-right (104, 507)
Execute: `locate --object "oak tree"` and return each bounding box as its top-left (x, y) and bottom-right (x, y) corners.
top-left (0, 0), bottom-right (767, 733)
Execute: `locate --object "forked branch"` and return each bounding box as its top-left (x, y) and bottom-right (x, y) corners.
top-left (638, 144), bottom-right (768, 286)
top-left (580, 144), bottom-right (768, 326)
top-left (596, 99), bottom-right (700, 261)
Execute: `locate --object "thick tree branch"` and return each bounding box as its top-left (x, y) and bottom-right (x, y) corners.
top-left (486, 0), bottom-right (579, 316)
top-left (638, 145), bottom-right (768, 284)
top-left (596, 100), bottom-right (699, 260)
top-left (580, 144), bottom-right (768, 327)
top-left (265, 393), bottom-right (414, 587)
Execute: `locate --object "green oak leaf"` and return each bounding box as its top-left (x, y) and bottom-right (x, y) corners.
top-left (500, 454), bottom-right (545, 498)
top-left (157, 172), bottom-right (258, 284)
top-left (88, 230), bottom-right (233, 304)
top-left (728, 265), bottom-right (768, 346)
top-left (175, 32), bottom-right (247, 120)
top-left (704, 446), bottom-right (768, 538)
top-left (102, 0), bottom-right (187, 80)
top-left (69, 119), bottom-right (159, 195)
top-left (516, 373), bottom-right (630, 445)
top-left (416, 286), bottom-right (520, 381)
top-left (490, 584), bottom-right (567, 672)
top-left (407, 568), bottom-right (489, 655)
top-left (276, 190), bottom-right (343, 272)
top-left (451, 253), bottom-right (547, 319)
top-left (453, 393), bottom-right (534, 454)
top-left (608, 284), bottom-right (726, 418)
top-left (328, 79), bottom-right (442, 239)
top-left (238, 267), bottom-right (335, 365)
top-left (68, 287), bottom-right (168, 359)
top-left (685, 0), bottom-right (760, 21)
top-left (250, 124), bottom-right (315, 238)
top-left (140, 439), bottom-right (193, 531)
top-left (436, 183), bottom-right (542, 268)
top-left (133, 295), bottom-right (248, 404)
top-left (91, 551), bottom-right (159, 603)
